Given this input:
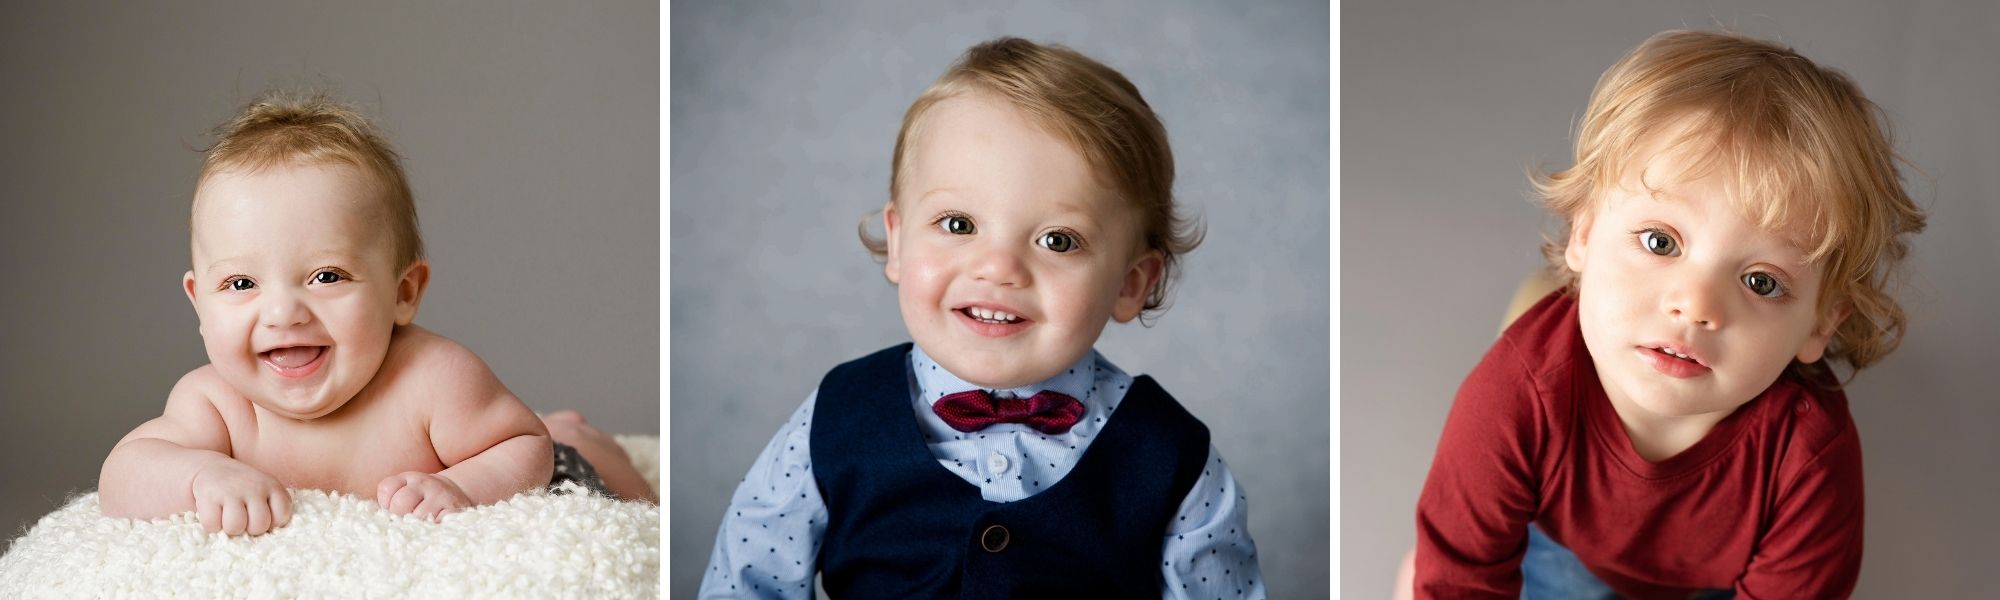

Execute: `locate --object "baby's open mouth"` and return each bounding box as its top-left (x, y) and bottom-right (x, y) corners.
top-left (959, 307), bottom-right (1023, 324)
top-left (261, 346), bottom-right (326, 370)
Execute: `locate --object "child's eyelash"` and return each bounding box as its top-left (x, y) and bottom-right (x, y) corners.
top-left (1040, 227), bottom-right (1089, 252)
top-left (1628, 227), bottom-right (1673, 254)
top-left (314, 267), bottom-right (358, 282)
top-left (1748, 270), bottom-right (1797, 302)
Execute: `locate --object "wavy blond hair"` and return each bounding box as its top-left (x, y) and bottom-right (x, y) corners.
top-left (196, 90), bottom-right (424, 271)
top-left (1535, 30), bottom-right (1926, 377)
top-left (859, 37), bottom-right (1203, 320)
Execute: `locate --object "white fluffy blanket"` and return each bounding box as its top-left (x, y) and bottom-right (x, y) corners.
top-left (0, 435), bottom-right (660, 599)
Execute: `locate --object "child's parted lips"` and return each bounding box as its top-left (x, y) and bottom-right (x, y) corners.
top-left (260, 345), bottom-right (327, 369)
top-left (1642, 342), bottom-right (1707, 366)
top-left (954, 303), bottom-right (1030, 324)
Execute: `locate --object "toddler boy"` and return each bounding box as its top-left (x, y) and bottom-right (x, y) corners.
top-left (700, 38), bottom-right (1266, 597)
top-left (1410, 31), bottom-right (1927, 598)
top-left (98, 92), bottom-right (654, 537)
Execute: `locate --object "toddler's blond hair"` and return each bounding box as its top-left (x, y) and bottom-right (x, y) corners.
top-left (1535, 30), bottom-right (1926, 375)
top-left (862, 37), bottom-right (1202, 319)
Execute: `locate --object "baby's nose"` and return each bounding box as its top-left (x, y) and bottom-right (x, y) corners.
top-left (260, 291), bottom-right (314, 327)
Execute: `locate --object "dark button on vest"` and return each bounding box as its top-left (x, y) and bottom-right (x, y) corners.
top-left (979, 525), bottom-right (1009, 553)
top-left (810, 343), bottom-right (1210, 599)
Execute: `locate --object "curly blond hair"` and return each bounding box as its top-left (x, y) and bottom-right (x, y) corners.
top-left (1534, 30), bottom-right (1927, 376)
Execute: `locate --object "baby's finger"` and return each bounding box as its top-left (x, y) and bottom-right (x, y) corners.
top-left (376, 476), bottom-right (407, 508)
top-left (221, 499), bottom-right (247, 536)
top-left (389, 485), bottom-right (425, 515)
top-left (197, 497), bottom-right (222, 533)
top-left (413, 496), bottom-right (459, 522)
top-left (246, 498), bottom-right (272, 535)
top-left (271, 490), bottom-right (294, 528)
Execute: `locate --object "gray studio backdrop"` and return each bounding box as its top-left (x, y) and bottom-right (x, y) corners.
top-left (1344, 2), bottom-right (1998, 598)
top-left (670, 0), bottom-right (1328, 596)
top-left (0, 1), bottom-right (658, 550)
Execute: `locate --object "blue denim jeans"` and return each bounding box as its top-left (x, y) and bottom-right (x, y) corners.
top-left (1522, 524), bottom-right (1734, 600)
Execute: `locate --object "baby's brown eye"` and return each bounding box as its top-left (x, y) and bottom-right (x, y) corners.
top-left (314, 271), bottom-right (344, 284)
top-left (1639, 230), bottom-right (1679, 256)
top-left (941, 216), bottom-right (974, 235)
top-left (1743, 272), bottom-right (1783, 298)
top-left (229, 278), bottom-right (255, 291)
top-left (1038, 232), bottom-right (1076, 253)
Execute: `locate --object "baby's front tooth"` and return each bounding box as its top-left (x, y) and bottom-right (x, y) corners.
top-left (995, 310), bottom-right (1016, 322)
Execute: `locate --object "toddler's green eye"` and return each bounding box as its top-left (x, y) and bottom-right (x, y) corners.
top-left (314, 271), bottom-right (343, 284)
top-left (229, 278), bottom-right (255, 291)
top-left (1038, 232), bottom-right (1076, 253)
top-left (940, 216), bottom-right (975, 235)
top-left (1743, 272), bottom-right (1783, 297)
top-left (1639, 229), bottom-right (1679, 256)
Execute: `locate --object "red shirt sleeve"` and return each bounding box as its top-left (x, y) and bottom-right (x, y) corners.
top-left (1735, 419), bottom-right (1865, 598)
top-left (1412, 329), bottom-right (1555, 599)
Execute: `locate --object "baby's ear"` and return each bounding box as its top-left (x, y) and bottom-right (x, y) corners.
top-left (1111, 249), bottom-right (1164, 323)
top-left (1796, 301), bottom-right (1852, 364)
top-left (1563, 211), bottom-right (1596, 274)
top-left (182, 270), bottom-right (198, 307)
top-left (394, 261), bottom-right (431, 326)
top-left (882, 201), bottom-right (902, 284)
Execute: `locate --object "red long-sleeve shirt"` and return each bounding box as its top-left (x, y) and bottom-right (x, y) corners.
top-left (1415, 291), bottom-right (1864, 599)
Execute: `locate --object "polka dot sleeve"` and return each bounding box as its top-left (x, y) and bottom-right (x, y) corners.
top-left (1161, 445), bottom-right (1267, 600)
top-left (698, 392), bottom-right (826, 599)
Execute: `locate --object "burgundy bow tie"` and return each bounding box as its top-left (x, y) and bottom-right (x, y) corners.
top-left (931, 389), bottom-right (1085, 434)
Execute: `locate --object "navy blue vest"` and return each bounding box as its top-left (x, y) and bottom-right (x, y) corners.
top-left (811, 343), bottom-right (1210, 599)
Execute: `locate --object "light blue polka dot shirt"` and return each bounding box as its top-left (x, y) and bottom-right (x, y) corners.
top-left (699, 346), bottom-right (1265, 598)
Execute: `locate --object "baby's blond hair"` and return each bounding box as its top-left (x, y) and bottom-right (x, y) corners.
top-left (197, 90), bottom-right (424, 271)
top-left (861, 37), bottom-right (1202, 319)
top-left (1535, 30), bottom-right (1926, 375)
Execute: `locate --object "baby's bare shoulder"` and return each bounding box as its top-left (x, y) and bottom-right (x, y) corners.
top-left (126, 365), bottom-right (250, 454)
top-left (170, 364), bottom-right (250, 415)
top-left (379, 325), bottom-right (508, 402)
top-left (378, 326), bottom-right (542, 461)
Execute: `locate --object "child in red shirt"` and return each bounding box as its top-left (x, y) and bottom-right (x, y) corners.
top-left (1405, 30), bottom-right (1926, 599)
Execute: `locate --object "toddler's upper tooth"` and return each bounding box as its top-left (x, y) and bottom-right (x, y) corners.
top-left (994, 310), bottom-right (1016, 322)
top-left (971, 307), bottom-right (990, 319)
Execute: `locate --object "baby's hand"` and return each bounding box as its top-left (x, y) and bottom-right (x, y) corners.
top-left (375, 471), bottom-right (473, 521)
top-left (189, 459), bottom-right (293, 536)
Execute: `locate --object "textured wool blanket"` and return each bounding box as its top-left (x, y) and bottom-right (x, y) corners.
top-left (0, 435), bottom-right (660, 599)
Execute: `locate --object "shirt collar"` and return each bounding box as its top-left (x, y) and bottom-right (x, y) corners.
top-left (910, 344), bottom-right (1100, 407)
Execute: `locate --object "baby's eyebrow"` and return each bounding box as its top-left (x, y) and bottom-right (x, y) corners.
top-left (918, 187), bottom-right (962, 204)
top-left (202, 252), bottom-right (367, 274)
top-left (202, 256), bottom-right (249, 274)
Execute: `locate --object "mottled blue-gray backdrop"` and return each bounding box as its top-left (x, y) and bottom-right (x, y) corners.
top-left (670, 1), bottom-right (1330, 596)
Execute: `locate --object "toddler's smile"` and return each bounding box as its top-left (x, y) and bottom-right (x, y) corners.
top-left (955, 303), bottom-right (1031, 337)
top-left (882, 91), bottom-right (1159, 389)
